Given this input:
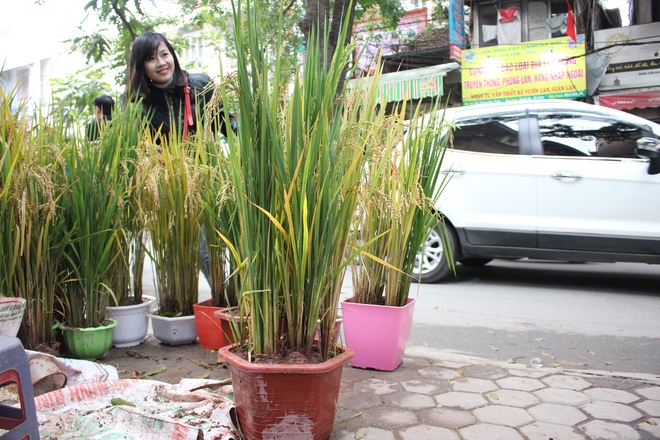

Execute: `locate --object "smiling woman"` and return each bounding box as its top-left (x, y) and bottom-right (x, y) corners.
top-left (124, 32), bottom-right (236, 141)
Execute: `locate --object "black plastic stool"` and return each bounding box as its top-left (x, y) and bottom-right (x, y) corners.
top-left (0, 335), bottom-right (40, 440)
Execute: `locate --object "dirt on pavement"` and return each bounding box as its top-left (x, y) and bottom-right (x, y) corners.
top-left (100, 335), bottom-right (232, 384)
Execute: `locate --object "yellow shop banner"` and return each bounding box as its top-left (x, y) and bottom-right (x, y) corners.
top-left (461, 37), bottom-right (586, 105)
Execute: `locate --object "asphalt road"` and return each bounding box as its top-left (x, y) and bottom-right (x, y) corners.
top-left (403, 259), bottom-right (660, 375)
top-left (187, 256), bottom-right (660, 375)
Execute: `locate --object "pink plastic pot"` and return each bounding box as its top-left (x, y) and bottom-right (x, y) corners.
top-left (340, 297), bottom-right (415, 371)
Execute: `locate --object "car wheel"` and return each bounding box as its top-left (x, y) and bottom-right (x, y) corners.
top-left (459, 258), bottom-right (492, 267)
top-left (412, 223), bottom-right (457, 283)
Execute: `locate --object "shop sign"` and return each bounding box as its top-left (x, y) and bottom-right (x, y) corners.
top-left (449, 0), bottom-right (465, 61)
top-left (461, 37), bottom-right (587, 105)
top-left (594, 23), bottom-right (660, 92)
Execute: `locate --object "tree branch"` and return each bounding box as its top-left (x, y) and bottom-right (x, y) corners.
top-left (111, 0), bottom-right (137, 42)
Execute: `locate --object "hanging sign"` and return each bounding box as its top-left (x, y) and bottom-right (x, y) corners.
top-left (461, 37), bottom-right (587, 105)
top-left (449, 0), bottom-right (465, 62)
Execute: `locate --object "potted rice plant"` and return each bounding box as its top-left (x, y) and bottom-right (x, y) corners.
top-left (142, 131), bottom-right (205, 345)
top-left (103, 103), bottom-right (157, 348)
top-left (56, 106), bottom-right (134, 359)
top-left (342, 100), bottom-right (453, 371)
top-left (0, 92), bottom-right (71, 350)
top-left (214, 1), bottom-right (397, 437)
top-left (193, 126), bottom-right (241, 349)
top-left (0, 89), bottom-right (28, 340)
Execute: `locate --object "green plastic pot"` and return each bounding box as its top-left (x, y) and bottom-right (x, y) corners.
top-left (62, 319), bottom-right (118, 360)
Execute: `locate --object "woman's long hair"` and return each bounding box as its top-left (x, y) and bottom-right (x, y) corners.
top-left (125, 32), bottom-right (188, 103)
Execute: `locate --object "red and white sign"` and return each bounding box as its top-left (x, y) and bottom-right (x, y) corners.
top-left (596, 91), bottom-right (660, 110)
top-left (450, 43), bottom-right (462, 62)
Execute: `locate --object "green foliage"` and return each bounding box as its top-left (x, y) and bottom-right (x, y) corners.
top-left (431, 1), bottom-right (450, 27)
top-left (219, 2), bottom-right (444, 359)
top-left (101, 102), bottom-right (150, 307)
top-left (68, 0), bottom-right (176, 84)
top-left (70, 0), bottom-right (409, 93)
top-left (197, 112), bottom-right (239, 309)
top-left (365, 0), bottom-right (405, 29)
top-left (0, 87), bottom-right (23, 299)
top-left (50, 68), bottom-right (115, 129)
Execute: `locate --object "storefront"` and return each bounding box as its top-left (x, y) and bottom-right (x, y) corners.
top-left (593, 23), bottom-right (660, 122)
top-left (347, 63), bottom-right (460, 114)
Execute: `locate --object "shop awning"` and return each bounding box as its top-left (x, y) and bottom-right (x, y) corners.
top-left (595, 90), bottom-right (660, 110)
top-left (348, 63), bottom-right (460, 103)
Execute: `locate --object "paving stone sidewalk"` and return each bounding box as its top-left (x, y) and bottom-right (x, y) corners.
top-left (331, 346), bottom-right (660, 440)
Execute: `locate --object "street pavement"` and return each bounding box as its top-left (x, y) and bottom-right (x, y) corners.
top-left (102, 335), bottom-right (660, 439)
top-left (119, 261), bottom-right (660, 439)
top-left (330, 346), bottom-right (660, 440)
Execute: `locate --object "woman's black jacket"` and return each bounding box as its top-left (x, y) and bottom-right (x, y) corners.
top-left (143, 73), bottom-right (236, 138)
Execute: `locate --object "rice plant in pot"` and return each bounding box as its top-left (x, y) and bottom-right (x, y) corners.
top-left (0, 87), bottom-right (29, 340)
top-left (343, 100), bottom-right (453, 371)
top-left (0, 91), bottom-right (72, 351)
top-left (102, 103), bottom-right (156, 348)
top-left (57, 107), bottom-right (133, 360)
top-left (195, 139), bottom-right (240, 350)
top-left (214, 1), bottom-right (396, 437)
top-left (142, 131), bottom-right (205, 346)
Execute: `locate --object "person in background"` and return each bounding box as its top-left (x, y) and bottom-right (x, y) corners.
top-left (124, 32), bottom-right (236, 140)
top-left (87, 94), bottom-right (114, 141)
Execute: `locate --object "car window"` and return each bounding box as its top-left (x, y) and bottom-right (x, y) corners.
top-left (537, 114), bottom-right (646, 158)
top-left (453, 119), bottom-right (521, 154)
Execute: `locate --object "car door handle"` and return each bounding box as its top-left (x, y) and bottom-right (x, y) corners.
top-left (551, 172), bottom-right (582, 181)
top-left (441, 168), bottom-right (465, 175)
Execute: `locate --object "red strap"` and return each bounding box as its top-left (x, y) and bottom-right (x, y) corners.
top-left (183, 85), bottom-right (193, 140)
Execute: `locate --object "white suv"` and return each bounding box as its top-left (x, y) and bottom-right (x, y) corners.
top-left (414, 99), bottom-right (660, 282)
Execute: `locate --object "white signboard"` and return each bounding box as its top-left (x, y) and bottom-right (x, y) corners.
top-left (594, 23), bottom-right (660, 91)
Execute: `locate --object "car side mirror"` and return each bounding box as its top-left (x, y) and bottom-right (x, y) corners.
top-left (636, 137), bottom-right (660, 175)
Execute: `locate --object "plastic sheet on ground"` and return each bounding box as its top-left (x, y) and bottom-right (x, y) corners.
top-left (35, 378), bottom-right (241, 440)
top-left (26, 350), bottom-right (118, 395)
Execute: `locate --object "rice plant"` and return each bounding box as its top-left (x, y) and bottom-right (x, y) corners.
top-left (59, 104), bottom-right (131, 328)
top-left (351, 96), bottom-right (454, 307)
top-left (1, 87), bottom-right (71, 349)
top-left (141, 129), bottom-right (206, 317)
top-left (101, 102), bottom-right (150, 307)
top-left (220, 0), bottom-right (381, 361)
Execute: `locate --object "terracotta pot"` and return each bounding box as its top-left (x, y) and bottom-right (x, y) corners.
top-left (213, 306), bottom-right (246, 343)
top-left (218, 344), bottom-right (354, 440)
top-left (193, 299), bottom-right (234, 349)
top-left (314, 316), bottom-right (343, 344)
top-left (340, 297), bottom-right (415, 371)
